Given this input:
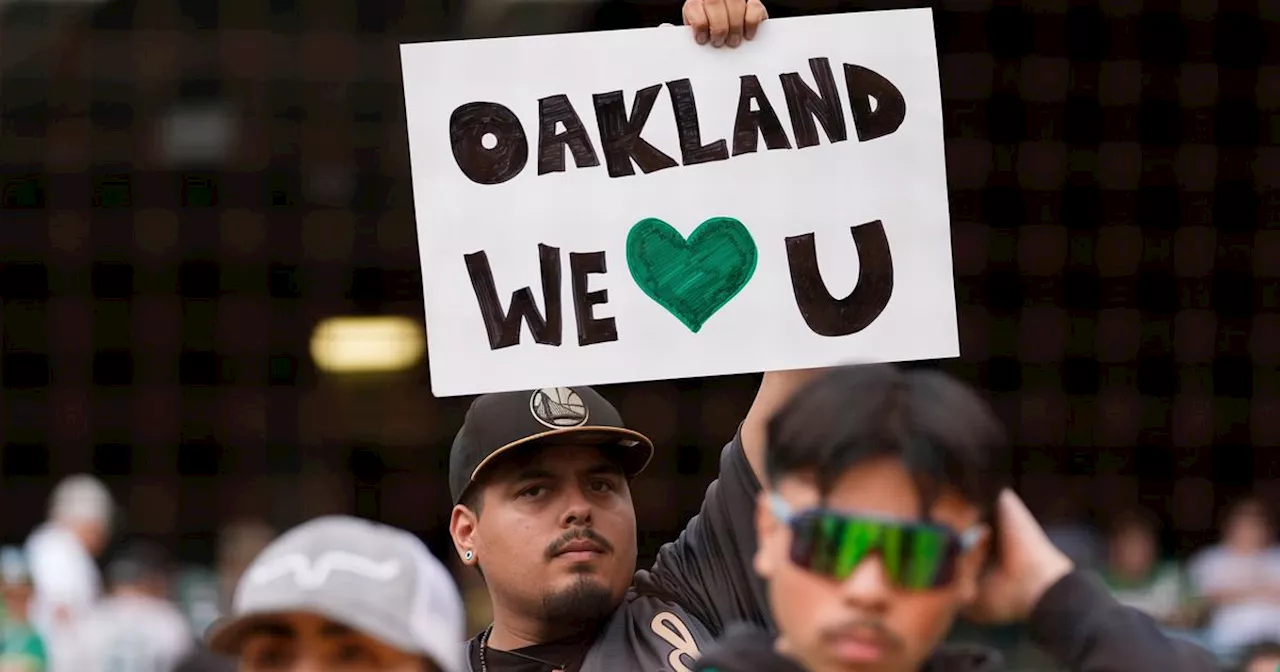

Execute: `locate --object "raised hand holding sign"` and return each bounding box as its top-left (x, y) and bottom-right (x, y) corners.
top-left (682, 0), bottom-right (769, 47)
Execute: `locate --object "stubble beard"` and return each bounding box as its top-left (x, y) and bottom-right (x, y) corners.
top-left (540, 573), bottom-right (618, 629)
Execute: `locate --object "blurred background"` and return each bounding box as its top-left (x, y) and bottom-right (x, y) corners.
top-left (0, 0), bottom-right (1277, 669)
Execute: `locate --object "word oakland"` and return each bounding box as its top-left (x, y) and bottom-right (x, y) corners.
top-left (450, 57), bottom-right (906, 185)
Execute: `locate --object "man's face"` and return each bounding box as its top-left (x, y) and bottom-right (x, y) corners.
top-left (68, 519), bottom-right (110, 557)
top-left (1225, 507), bottom-right (1272, 552)
top-left (453, 444), bottom-right (637, 627)
top-left (0, 584), bottom-right (32, 620)
top-left (1109, 526), bottom-right (1155, 578)
top-left (755, 457), bottom-right (988, 672)
top-left (237, 612), bottom-right (432, 672)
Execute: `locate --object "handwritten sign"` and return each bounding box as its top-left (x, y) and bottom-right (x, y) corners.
top-left (402, 9), bottom-right (958, 397)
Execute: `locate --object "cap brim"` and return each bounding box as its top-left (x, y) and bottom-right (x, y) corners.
top-left (206, 612), bottom-right (276, 655)
top-left (206, 606), bottom-right (419, 657)
top-left (464, 426), bottom-right (654, 497)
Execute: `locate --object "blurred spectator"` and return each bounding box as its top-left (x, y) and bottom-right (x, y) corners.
top-left (79, 541), bottom-right (193, 672)
top-left (1238, 641), bottom-right (1280, 672)
top-left (23, 475), bottom-right (114, 672)
top-left (172, 567), bottom-right (221, 641)
top-left (205, 516), bottom-right (465, 672)
top-left (1188, 497), bottom-right (1280, 654)
top-left (214, 519), bottom-right (275, 616)
top-left (1040, 492), bottom-right (1106, 572)
top-left (1101, 509), bottom-right (1196, 627)
top-left (0, 547), bottom-right (48, 672)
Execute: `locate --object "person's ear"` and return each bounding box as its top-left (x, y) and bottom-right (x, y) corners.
top-left (450, 504), bottom-right (480, 566)
top-left (754, 491), bottom-right (782, 578)
top-left (954, 525), bottom-right (991, 606)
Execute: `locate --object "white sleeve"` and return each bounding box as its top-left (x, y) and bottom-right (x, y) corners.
top-left (1185, 549), bottom-right (1220, 592)
top-left (26, 531), bottom-right (96, 609)
top-left (1266, 549), bottom-right (1280, 581)
top-left (160, 608), bottom-right (196, 669)
top-left (75, 613), bottom-right (108, 672)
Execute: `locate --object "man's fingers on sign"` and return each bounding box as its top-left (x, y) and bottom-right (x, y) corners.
top-left (682, 0), bottom-right (711, 46)
top-left (683, 0), bottom-right (766, 47)
top-left (743, 0), bottom-right (767, 41)
top-left (723, 0), bottom-right (746, 47)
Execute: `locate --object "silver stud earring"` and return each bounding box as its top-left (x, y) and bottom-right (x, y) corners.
top-left (464, 550), bottom-right (474, 562)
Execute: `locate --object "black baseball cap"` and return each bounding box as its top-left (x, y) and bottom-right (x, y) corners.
top-left (449, 387), bottom-right (655, 504)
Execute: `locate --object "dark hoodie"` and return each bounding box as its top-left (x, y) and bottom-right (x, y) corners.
top-left (693, 571), bottom-right (1219, 672)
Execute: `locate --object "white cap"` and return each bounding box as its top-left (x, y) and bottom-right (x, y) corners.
top-left (49, 474), bottom-right (114, 523)
top-left (206, 516), bottom-right (466, 672)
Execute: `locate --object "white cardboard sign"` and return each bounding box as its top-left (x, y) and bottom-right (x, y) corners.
top-left (401, 9), bottom-right (958, 397)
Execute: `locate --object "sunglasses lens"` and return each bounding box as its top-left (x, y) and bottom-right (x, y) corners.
top-left (788, 512), bottom-right (958, 590)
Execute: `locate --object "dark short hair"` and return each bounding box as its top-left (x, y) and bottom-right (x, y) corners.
top-left (765, 364), bottom-right (1010, 517)
top-left (107, 540), bottom-right (172, 587)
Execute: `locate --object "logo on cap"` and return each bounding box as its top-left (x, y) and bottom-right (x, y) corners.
top-left (530, 388), bottom-right (589, 428)
top-left (245, 551), bottom-right (402, 590)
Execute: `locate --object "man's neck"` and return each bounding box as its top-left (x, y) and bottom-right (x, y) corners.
top-left (485, 610), bottom-right (600, 651)
top-left (1226, 543), bottom-right (1265, 556)
top-left (1110, 564), bottom-right (1154, 583)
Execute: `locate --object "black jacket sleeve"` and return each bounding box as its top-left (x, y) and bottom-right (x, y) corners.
top-left (632, 434), bottom-right (772, 635)
top-left (691, 624), bottom-right (805, 672)
top-left (1026, 571), bottom-right (1219, 672)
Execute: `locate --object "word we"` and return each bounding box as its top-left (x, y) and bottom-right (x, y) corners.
top-left (449, 57), bottom-right (907, 185)
top-left (463, 219), bottom-right (894, 350)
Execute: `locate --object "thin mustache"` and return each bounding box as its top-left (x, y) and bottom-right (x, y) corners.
top-left (545, 528), bottom-right (614, 558)
top-left (820, 620), bottom-right (904, 651)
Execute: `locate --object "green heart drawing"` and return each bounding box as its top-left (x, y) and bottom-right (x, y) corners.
top-left (626, 217), bottom-right (758, 333)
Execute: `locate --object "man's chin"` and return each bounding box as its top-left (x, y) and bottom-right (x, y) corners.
top-left (541, 576), bottom-right (619, 625)
top-left (809, 644), bottom-right (904, 672)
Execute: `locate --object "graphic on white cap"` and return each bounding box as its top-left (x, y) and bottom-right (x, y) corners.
top-left (245, 551), bottom-right (401, 590)
top-left (530, 387), bottom-right (589, 428)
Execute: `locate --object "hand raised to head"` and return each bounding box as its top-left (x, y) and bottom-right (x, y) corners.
top-left (964, 489), bottom-right (1074, 624)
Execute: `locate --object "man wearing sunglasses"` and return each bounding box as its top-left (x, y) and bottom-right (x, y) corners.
top-left (693, 364), bottom-right (1218, 672)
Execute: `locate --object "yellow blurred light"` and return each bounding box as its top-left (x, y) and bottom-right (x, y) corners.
top-left (310, 316), bottom-right (425, 374)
